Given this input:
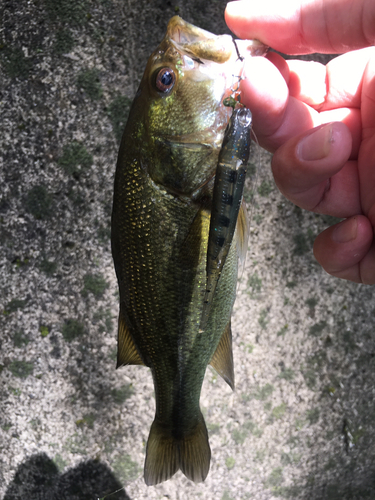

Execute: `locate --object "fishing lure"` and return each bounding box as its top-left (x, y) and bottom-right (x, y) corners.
top-left (201, 107), bottom-right (252, 330)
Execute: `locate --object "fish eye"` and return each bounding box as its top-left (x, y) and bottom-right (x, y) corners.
top-left (155, 67), bottom-right (176, 93)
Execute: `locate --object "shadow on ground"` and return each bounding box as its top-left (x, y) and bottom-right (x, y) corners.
top-left (4, 453), bottom-right (129, 500)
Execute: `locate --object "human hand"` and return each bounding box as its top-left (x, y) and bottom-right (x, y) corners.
top-left (225, 0), bottom-right (375, 284)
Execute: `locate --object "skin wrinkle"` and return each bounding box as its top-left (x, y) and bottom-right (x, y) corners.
top-left (307, 62), bottom-right (329, 112)
top-left (297, 3), bottom-right (308, 53)
top-left (264, 96), bottom-right (289, 143)
top-left (264, 94), bottom-right (320, 148)
top-left (363, 90), bottom-right (375, 122)
top-left (359, 240), bottom-right (375, 284)
top-left (312, 177), bottom-right (331, 213)
top-left (365, 204), bottom-right (375, 232)
top-left (359, 263), bottom-right (364, 284)
top-left (363, 0), bottom-right (375, 47)
top-left (320, 0), bottom-right (336, 54)
top-left (323, 65), bottom-right (329, 111)
top-left (299, 0), bottom-right (335, 53)
top-left (291, 176), bottom-right (331, 213)
top-left (360, 0), bottom-right (367, 47)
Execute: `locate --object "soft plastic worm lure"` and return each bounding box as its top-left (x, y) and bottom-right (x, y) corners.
top-left (200, 107), bottom-right (252, 329)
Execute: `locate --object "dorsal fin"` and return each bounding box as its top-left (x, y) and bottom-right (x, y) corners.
top-left (117, 309), bottom-right (144, 368)
top-left (209, 321), bottom-right (234, 390)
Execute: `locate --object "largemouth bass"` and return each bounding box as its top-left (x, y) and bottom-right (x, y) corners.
top-left (111, 16), bottom-right (266, 485)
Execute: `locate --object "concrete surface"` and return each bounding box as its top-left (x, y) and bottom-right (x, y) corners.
top-left (1, 1), bottom-right (375, 499)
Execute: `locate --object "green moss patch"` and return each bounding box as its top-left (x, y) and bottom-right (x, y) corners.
top-left (4, 298), bottom-right (27, 314)
top-left (58, 141), bottom-right (93, 176)
top-left (8, 360), bottom-right (34, 379)
top-left (111, 384), bottom-right (134, 404)
top-left (293, 233), bottom-right (309, 255)
top-left (82, 273), bottom-right (108, 298)
top-left (75, 413), bottom-right (96, 428)
top-left (44, 0), bottom-right (89, 25)
top-left (77, 69), bottom-right (103, 100)
top-left (93, 307), bottom-right (113, 333)
top-left (257, 180), bottom-right (273, 197)
top-left (40, 325), bottom-right (49, 338)
top-left (1, 46), bottom-right (32, 79)
top-left (13, 331), bottom-right (30, 347)
top-left (25, 185), bottom-right (53, 220)
top-left (53, 29), bottom-right (75, 54)
top-left (247, 272), bottom-right (262, 296)
top-left (272, 403), bottom-right (287, 419)
top-left (254, 383), bottom-right (274, 401)
top-left (107, 95), bottom-right (132, 143)
top-left (308, 321), bottom-right (327, 337)
top-left (112, 454), bottom-right (140, 483)
top-left (40, 259), bottom-right (57, 275)
top-left (306, 407), bottom-right (320, 425)
top-left (258, 308), bottom-right (269, 330)
top-left (278, 367), bottom-right (294, 381)
top-left (62, 319), bottom-right (85, 342)
top-left (265, 467), bottom-right (283, 489)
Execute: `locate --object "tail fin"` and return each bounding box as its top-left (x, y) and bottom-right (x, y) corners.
top-left (144, 415), bottom-right (211, 486)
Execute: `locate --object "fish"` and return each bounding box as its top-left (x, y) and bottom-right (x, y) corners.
top-left (111, 16), bottom-right (267, 486)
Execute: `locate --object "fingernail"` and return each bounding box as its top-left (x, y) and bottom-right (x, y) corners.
top-left (298, 124), bottom-right (333, 161)
top-left (226, 1), bottom-right (244, 15)
top-left (332, 217), bottom-right (357, 243)
top-left (226, 1), bottom-right (238, 11)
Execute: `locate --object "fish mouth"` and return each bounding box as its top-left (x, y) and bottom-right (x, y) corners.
top-left (167, 16), bottom-right (267, 64)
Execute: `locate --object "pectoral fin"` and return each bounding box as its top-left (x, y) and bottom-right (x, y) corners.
top-left (116, 309), bottom-right (144, 368)
top-left (209, 321), bottom-right (234, 390)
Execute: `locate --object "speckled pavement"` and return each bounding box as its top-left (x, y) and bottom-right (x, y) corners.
top-left (1, 1), bottom-right (375, 499)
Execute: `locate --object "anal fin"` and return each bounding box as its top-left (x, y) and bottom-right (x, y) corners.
top-left (209, 321), bottom-right (235, 390)
top-left (116, 308), bottom-right (144, 368)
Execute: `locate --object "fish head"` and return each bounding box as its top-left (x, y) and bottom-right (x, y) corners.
top-left (127, 16), bottom-right (267, 196)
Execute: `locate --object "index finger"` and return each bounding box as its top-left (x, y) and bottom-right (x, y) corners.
top-left (225, 0), bottom-right (375, 54)
top-left (239, 56), bottom-right (321, 152)
top-left (240, 49), bottom-right (370, 154)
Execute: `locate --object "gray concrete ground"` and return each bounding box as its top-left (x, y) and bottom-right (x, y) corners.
top-left (1, 1), bottom-right (375, 499)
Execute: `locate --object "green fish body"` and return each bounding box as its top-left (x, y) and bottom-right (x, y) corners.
top-left (111, 16), bottom-right (266, 485)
